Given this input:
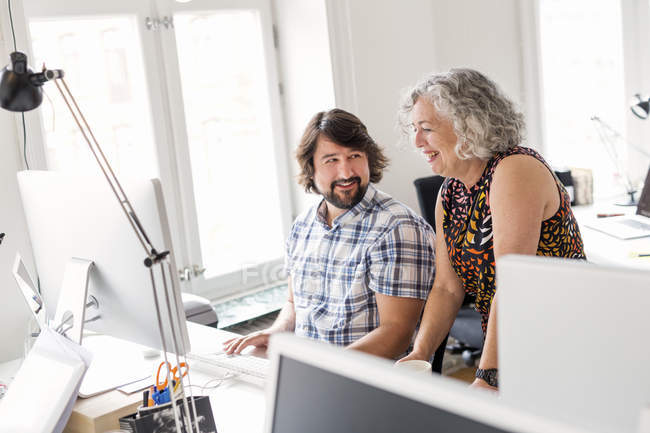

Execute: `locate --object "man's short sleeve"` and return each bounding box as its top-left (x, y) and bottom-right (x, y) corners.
top-left (367, 220), bottom-right (435, 299)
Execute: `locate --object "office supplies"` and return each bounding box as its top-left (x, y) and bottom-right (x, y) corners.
top-left (120, 395), bottom-right (216, 433)
top-left (142, 389), bottom-right (149, 408)
top-left (155, 361), bottom-right (189, 392)
top-left (188, 351), bottom-right (269, 381)
top-left (584, 167), bottom-right (650, 239)
top-left (264, 333), bottom-right (589, 433)
top-left (597, 212), bottom-right (624, 218)
top-left (498, 255), bottom-right (650, 433)
top-left (0, 327), bottom-right (91, 433)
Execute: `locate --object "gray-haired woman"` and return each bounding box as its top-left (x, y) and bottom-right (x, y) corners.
top-left (397, 68), bottom-right (585, 391)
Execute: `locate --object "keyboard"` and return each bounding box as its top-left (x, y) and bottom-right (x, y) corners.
top-left (619, 219), bottom-right (650, 231)
top-left (187, 352), bottom-right (270, 380)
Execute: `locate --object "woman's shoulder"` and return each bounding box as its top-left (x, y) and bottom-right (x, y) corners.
top-left (491, 145), bottom-right (545, 166)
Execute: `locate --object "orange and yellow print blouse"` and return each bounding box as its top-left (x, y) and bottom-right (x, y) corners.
top-left (440, 146), bottom-right (586, 335)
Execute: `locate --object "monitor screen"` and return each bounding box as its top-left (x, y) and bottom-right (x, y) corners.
top-left (271, 355), bottom-right (514, 433)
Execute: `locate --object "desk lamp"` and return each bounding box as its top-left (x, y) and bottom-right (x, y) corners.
top-left (631, 93), bottom-right (650, 120)
top-left (0, 51), bottom-right (200, 433)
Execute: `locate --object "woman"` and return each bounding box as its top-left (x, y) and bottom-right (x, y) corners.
top-left (397, 68), bottom-right (585, 391)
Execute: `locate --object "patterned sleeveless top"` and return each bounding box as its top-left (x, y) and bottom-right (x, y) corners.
top-left (440, 146), bottom-right (586, 335)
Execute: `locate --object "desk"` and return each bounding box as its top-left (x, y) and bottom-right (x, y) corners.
top-left (572, 203), bottom-right (650, 269)
top-left (67, 322), bottom-right (267, 433)
top-left (0, 323), bottom-right (267, 433)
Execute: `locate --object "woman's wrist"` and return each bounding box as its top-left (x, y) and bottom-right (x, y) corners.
top-left (411, 342), bottom-right (434, 360)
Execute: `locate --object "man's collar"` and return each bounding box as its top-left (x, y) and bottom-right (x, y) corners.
top-left (316, 184), bottom-right (377, 228)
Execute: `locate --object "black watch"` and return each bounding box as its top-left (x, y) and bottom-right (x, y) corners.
top-left (475, 368), bottom-right (498, 388)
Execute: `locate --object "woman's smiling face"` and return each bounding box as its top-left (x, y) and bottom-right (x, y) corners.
top-left (411, 98), bottom-right (463, 178)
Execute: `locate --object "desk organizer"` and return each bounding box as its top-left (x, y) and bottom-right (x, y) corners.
top-left (119, 395), bottom-right (216, 433)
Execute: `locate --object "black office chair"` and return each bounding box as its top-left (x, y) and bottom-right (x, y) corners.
top-left (413, 175), bottom-right (484, 373)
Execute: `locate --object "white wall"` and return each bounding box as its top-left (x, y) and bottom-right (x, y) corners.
top-left (273, 0), bottom-right (335, 217)
top-left (0, 10), bottom-right (36, 361)
top-left (327, 0), bottom-right (526, 212)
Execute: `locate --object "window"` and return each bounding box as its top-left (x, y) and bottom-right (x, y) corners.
top-left (537, 0), bottom-right (628, 199)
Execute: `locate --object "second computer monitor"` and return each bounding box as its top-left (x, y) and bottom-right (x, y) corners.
top-left (17, 170), bottom-right (190, 353)
top-left (498, 255), bottom-right (650, 433)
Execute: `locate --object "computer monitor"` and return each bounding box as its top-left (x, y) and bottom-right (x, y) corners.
top-left (264, 333), bottom-right (587, 433)
top-left (498, 255), bottom-right (650, 433)
top-left (17, 170), bottom-right (190, 354)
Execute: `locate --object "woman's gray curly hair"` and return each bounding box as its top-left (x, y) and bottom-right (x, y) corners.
top-left (398, 68), bottom-right (525, 160)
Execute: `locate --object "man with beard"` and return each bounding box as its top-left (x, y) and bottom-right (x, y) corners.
top-left (223, 109), bottom-right (435, 359)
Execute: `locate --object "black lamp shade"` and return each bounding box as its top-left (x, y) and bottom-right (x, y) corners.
top-left (631, 93), bottom-right (650, 120)
top-left (0, 52), bottom-right (43, 112)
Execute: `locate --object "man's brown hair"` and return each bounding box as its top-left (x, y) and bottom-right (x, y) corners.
top-left (296, 108), bottom-right (389, 193)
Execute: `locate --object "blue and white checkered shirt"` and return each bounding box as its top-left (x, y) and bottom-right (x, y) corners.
top-left (285, 184), bottom-right (435, 346)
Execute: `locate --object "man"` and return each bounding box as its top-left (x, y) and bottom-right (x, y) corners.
top-left (223, 109), bottom-right (435, 359)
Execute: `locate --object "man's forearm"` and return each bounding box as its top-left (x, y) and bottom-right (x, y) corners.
top-left (268, 300), bottom-right (296, 333)
top-left (347, 323), bottom-right (413, 359)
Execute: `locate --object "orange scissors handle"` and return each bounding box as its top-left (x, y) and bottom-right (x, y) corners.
top-left (172, 362), bottom-right (189, 382)
top-left (155, 361), bottom-right (170, 391)
top-left (156, 361), bottom-right (190, 391)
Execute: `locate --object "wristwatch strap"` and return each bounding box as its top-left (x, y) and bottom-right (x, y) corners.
top-left (475, 368), bottom-right (498, 388)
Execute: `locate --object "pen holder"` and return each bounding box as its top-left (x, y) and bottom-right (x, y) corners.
top-left (119, 395), bottom-right (216, 433)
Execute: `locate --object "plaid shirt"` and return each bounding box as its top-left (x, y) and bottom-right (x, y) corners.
top-left (285, 184), bottom-right (435, 346)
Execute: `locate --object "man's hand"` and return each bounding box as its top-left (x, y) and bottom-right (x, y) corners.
top-left (470, 378), bottom-right (498, 393)
top-left (222, 329), bottom-right (274, 355)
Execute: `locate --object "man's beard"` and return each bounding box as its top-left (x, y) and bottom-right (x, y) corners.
top-left (321, 176), bottom-right (367, 210)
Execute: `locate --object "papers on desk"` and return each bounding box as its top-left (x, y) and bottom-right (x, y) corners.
top-left (0, 327), bottom-right (92, 433)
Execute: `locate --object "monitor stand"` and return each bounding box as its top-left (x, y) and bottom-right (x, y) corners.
top-left (53, 258), bottom-right (94, 344)
top-left (52, 258), bottom-right (151, 398)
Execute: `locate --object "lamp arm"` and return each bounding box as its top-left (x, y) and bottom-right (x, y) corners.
top-left (591, 116), bottom-right (650, 160)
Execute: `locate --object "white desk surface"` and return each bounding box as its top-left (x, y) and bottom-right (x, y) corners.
top-left (572, 202), bottom-right (650, 269)
top-left (185, 322), bottom-right (267, 433)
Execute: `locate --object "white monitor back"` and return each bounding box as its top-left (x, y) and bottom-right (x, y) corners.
top-left (498, 255), bottom-right (650, 433)
top-left (17, 170), bottom-right (190, 353)
top-left (265, 333), bottom-right (589, 433)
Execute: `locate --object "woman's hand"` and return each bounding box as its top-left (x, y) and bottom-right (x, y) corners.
top-left (470, 378), bottom-right (498, 393)
top-left (395, 349), bottom-right (429, 364)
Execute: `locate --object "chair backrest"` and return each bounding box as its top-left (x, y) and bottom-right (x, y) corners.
top-left (413, 175), bottom-right (445, 232)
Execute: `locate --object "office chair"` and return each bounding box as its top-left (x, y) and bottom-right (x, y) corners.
top-left (413, 175), bottom-right (484, 373)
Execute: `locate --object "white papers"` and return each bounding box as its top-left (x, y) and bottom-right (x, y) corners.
top-left (0, 327), bottom-right (91, 433)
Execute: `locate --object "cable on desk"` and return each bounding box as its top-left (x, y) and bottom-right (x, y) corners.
top-left (181, 372), bottom-right (237, 396)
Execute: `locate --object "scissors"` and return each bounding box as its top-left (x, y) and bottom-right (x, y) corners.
top-left (155, 361), bottom-right (189, 392)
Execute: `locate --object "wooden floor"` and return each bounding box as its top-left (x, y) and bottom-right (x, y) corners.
top-left (446, 366), bottom-right (477, 384)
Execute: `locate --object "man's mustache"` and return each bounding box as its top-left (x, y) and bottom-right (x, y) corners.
top-left (331, 177), bottom-right (361, 190)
